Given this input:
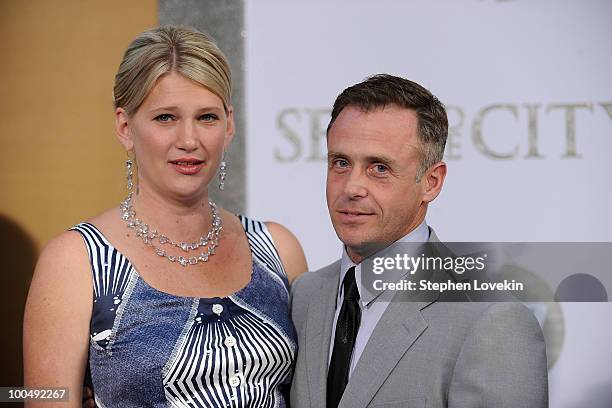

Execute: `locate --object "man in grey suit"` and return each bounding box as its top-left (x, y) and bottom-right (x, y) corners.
top-left (290, 74), bottom-right (548, 407)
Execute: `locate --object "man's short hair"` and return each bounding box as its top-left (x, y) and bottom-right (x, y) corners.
top-left (327, 74), bottom-right (448, 180)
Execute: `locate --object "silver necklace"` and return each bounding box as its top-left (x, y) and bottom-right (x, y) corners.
top-left (119, 194), bottom-right (222, 267)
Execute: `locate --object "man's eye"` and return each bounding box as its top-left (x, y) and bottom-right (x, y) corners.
top-left (373, 164), bottom-right (388, 174)
top-left (154, 114), bottom-right (174, 122)
top-left (333, 159), bottom-right (349, 168)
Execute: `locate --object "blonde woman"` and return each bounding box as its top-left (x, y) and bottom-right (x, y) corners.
top-left (24, 26), bottom-right (306, 407)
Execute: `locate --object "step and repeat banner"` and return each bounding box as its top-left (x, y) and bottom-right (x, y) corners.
top-left (245, 0), bottom-right (612, 406)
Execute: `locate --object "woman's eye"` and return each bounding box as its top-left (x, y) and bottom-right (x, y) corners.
top-left (200, 113), bottom-right (219, 122)
top-left (154, 114), bottom-right (174, 122)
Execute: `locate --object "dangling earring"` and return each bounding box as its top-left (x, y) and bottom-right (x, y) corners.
top-left (218, 153), bottom-right (227, 191)
top-left (126, 155), bottom-right (134, 197)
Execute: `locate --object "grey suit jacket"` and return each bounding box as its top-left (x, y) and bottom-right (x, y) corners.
top-left (289, 234), bottom-right (548, 408)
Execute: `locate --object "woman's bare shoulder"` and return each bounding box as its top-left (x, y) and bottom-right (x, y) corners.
top-left (38, 205), bottom-right (121, 276)
top-left (24, 223), bottom-right (94, 392)
top-left (264, 221), bottom-right (308, 283)
top-left (85, 205), bottom-right (122, 230)
top-left (35, 230), bottom-right (90, 285)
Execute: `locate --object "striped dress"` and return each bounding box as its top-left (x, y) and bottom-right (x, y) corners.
top-left (71, 216), bottom-right (296, 408)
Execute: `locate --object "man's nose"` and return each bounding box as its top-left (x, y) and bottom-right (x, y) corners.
top-left (344, 169), bottom-right (368, 199)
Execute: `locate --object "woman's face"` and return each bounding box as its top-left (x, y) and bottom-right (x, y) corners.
top-left (116, 72), bottom-right (234, 202)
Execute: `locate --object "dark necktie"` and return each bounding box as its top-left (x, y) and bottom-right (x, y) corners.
top-left (327, 266), bottom-right (361, 408)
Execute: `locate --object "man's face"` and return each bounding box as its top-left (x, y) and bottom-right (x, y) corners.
top-left (326, 105), bottom-right (430, 262)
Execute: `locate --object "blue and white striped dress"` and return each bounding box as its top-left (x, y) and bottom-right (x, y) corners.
top-left (71, 216), bottom-right (296, 407)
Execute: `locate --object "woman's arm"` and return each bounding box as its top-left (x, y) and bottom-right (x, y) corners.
top-left (23, 231), bottom-right (93, 407)
top-left (265, 222), bottom-right (308, 283)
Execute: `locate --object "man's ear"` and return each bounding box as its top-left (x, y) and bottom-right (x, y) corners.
top-left (422, 161), bottom-right (447, 203)
top-left (115, 107), bottom-right (134, 151)
top-left (223, 106), bottom-right (235, 151)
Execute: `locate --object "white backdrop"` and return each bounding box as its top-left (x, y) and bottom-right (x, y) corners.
top-left (245, 0), bottom-right (612, 406)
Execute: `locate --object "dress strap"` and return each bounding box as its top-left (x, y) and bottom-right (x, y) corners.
top-left (238, 215), bottom-right (287, 280)
top-left (70, 222), bottom-right (136, 348)
top-left (71, 222), bottom-right (113, 298)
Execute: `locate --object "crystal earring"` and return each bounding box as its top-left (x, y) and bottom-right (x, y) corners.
top-left (218, 156), bottom-right (227, 190)
top-left (126, 158), bottom-right (134, 196)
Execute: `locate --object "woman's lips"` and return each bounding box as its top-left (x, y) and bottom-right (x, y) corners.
top-left (169, 159), bottom-right (204, 175)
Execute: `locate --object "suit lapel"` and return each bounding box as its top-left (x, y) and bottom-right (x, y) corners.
top-left (313, 230), bottom-right (447, 407)
top-left (339, 300), bottom-right (431, 408)
top-left (305, 264), bottom-right (340, 408)
top-left (339, 234), bottom-right (444, 408)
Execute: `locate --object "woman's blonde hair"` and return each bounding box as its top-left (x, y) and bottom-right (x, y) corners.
top-left (113, 25), bottom-right (232, 115)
